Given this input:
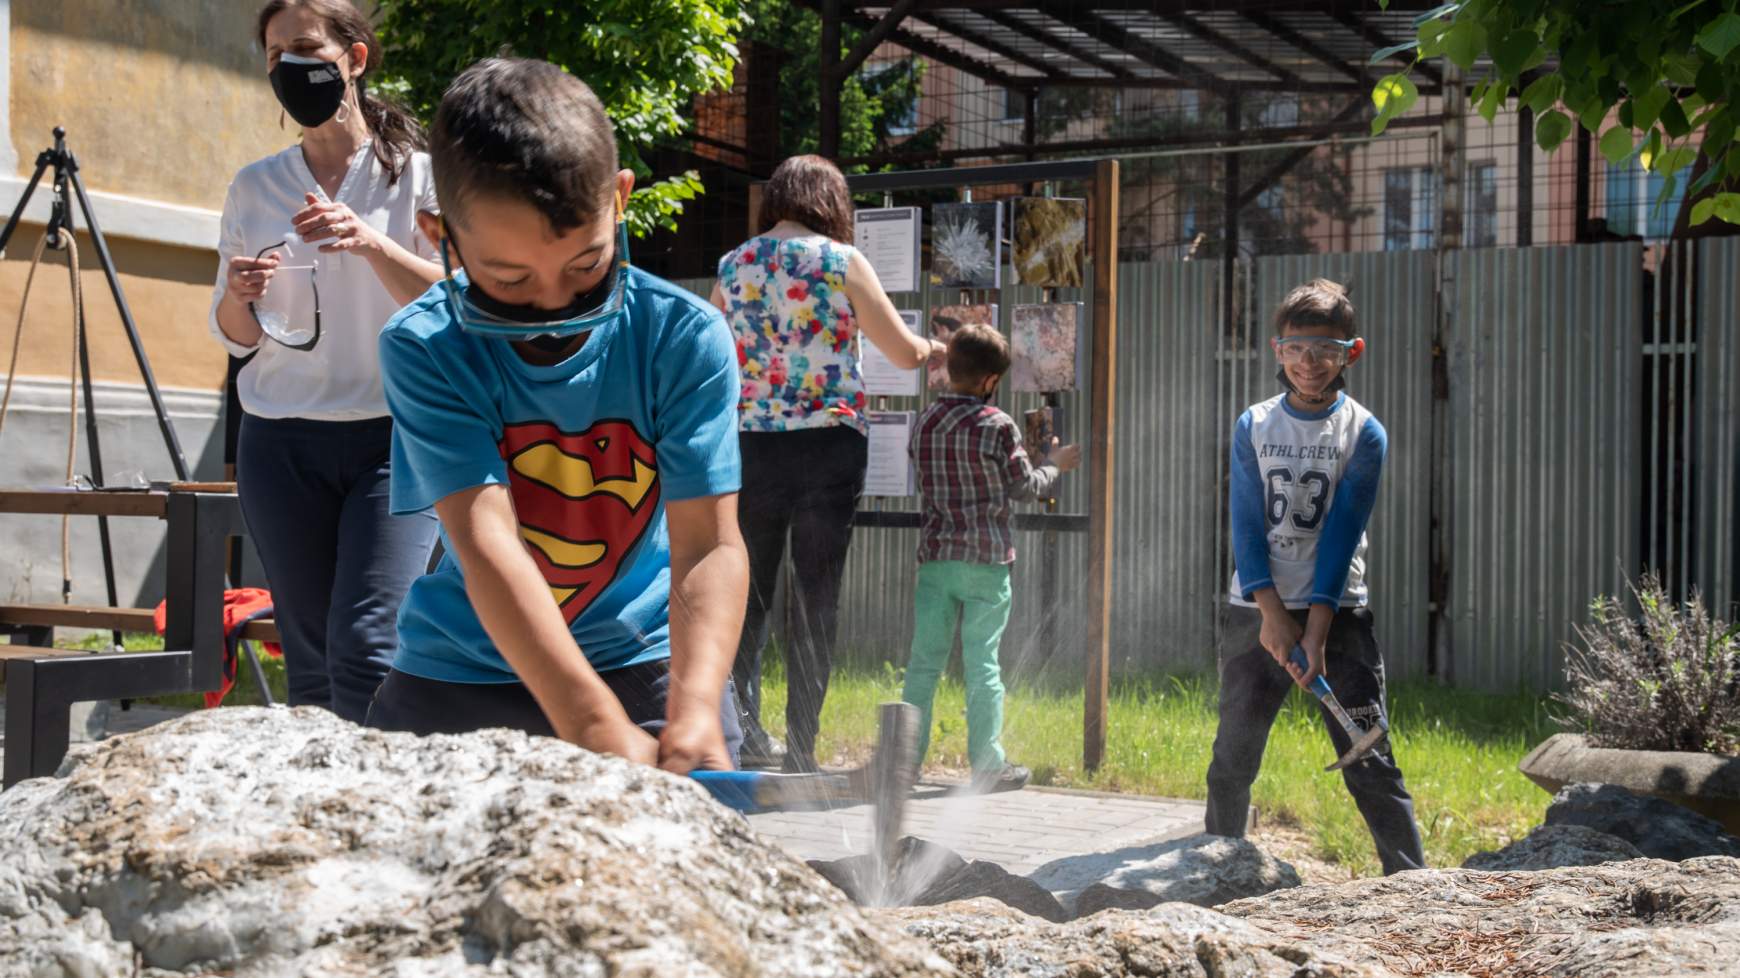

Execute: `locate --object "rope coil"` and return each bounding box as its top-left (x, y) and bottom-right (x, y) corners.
top-left (0, 223), bottom-right (87, 604)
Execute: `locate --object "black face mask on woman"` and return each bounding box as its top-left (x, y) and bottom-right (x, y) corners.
top-left (270, 53), bottom-right (349, 128)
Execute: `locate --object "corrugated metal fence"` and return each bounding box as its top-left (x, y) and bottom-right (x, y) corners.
top-left (678, 238), bottom-right (1739, 692)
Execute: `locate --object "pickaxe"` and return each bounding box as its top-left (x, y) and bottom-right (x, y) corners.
top-left (1288, 645), bottom-right (1389, 771)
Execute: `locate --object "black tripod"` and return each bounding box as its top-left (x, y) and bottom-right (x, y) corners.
top-left (0, 127), bottom-right (192, 649)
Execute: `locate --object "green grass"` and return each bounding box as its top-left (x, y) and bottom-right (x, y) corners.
top-left (46, 632), bottom-right (1552, 876)
top-left (760, 658), bottom-right (1556, 877)
top-left (56, 630), bottom-right (288, 709)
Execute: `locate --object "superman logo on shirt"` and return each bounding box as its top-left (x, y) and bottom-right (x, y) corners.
top-left (497, 419), bottom-right (660, 623)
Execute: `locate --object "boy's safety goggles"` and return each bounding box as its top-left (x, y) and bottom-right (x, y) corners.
top-left (1273, 336), bottom-right (1360, 367)
top-left (437, 196), bottom-right (630, 340)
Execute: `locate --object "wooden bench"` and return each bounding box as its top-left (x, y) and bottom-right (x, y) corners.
top-left (0, 645), bottom-right (92, 661)
top-left (0, 604), bottom-right (159, 634)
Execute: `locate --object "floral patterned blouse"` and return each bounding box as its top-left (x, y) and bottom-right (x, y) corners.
top-left (716, 234), bottom-right (868, 436)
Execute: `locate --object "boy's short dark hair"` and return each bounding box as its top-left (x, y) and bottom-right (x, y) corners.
top-left (430, 58), bottom-right (618, 235)
top-left (1273, 278), bottom-right (1357, 338)
top-left (947, 324), bottom-right (1011, 386)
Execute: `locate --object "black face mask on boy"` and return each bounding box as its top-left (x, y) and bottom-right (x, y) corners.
top-left (270, 53), bottom-right (349, 128)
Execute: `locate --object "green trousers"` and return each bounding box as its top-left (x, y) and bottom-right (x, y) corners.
top-left (902, 559), bottom-right (1013, 772)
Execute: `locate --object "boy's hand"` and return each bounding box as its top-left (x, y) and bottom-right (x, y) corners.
top-left (570, 714), bottom-right (660, 767)
top-left (1285, 606), bottom-right (1333, 690)
top-left (1286, 631), bottom-right (1327, 691)
top-left (1257, 608), bottom-right (1303, 667)
top-left (1051, 442), bottom-right (1083, 472)
top-left (657, 712), bottom-right (733, 775)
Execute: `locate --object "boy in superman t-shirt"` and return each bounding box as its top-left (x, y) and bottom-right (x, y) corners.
top-left (363, 58), bottom-right (744, 774)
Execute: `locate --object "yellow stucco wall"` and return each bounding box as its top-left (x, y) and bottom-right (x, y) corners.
top-left (3, 0), bottom-right (331, 392)
top-left (12, 0), bottom-right (291, 210)
top-left (0, 226), bottom-right (224, 391)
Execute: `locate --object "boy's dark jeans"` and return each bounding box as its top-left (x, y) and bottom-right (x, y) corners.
top-left (733, 426), bottom-right (868, 764)
top-left (365, 659), bottom-right (744, 767)
top-left (1204, 605), bottom-right (1427, 875)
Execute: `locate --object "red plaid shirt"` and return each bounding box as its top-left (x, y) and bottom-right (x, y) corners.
top-left (910, 394), bottom-right (1059, 565)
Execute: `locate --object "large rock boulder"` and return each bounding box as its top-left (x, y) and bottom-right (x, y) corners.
top-left (1463, 824), bottom-right (1645, 871)
top-left (914, 861), bottom-right (1067, 923)
top-left (1025, 832), bottom-right (1300, 916)
top-left (876, 898), bottom-right (1385, 978)
top-left (810, 840), bottom-right (1067, 922)
top-left (1221, 857), bottom-right (1740, 978)
top-left (0, 707), bottom-right (955, 977)
top-left (1545, 782), bottom-right (1740, 861)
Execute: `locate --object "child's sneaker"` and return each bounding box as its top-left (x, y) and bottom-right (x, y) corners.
top-left (971, 763), bottom-right (1030, 794)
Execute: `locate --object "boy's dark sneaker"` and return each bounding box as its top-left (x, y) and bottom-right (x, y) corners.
top-left (738, 721), bottom-right (787, 771)
top-left (971, 763), bottom-right (1030, 794)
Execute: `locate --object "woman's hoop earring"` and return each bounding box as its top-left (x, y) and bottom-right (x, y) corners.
top-left (335, 97), bottom-right (350, 125)
top-left (279, 109), bottom-right (286, 130)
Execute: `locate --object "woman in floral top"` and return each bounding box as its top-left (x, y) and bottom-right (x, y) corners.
top-left (711, 155), bottom-right (940, 772)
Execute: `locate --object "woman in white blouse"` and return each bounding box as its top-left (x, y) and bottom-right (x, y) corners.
top-left (209, 0), bottom-right (440, 721)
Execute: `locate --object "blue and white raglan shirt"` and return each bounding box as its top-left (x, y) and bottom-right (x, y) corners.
top-left (378, 267), bottom-right (741, 684)
top-left (1228, 392), bottom-right (1386, 610)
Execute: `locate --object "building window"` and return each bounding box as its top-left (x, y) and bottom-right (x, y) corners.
top-left (1384, 166), bottom-right (1437, 251)
top-left (1256, 94), bottom-right (1299, 129)
top-left (1466, 162), bottom-right (1498, 247)
top-left (865, 60), bottom-right (919, 136)
top-left (1001, 86), bottom-right (1026, 123)
top-left (1177, 89), bottom-right (1200, 122)
top-left (1605, 159), bottom-right (1688, 239)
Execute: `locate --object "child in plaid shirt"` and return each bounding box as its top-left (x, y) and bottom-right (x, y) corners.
top-left (904, 324), bottom-right (1080, 792)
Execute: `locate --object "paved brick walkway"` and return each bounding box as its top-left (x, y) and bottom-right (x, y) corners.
top-left (747, 781), bottom-right (1210, 876)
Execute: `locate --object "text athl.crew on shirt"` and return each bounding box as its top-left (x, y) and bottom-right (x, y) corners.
top-left (1227, 392), bottom-right (1387, 611)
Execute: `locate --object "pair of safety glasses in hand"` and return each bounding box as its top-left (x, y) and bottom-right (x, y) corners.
top-left (1273, 336), bottom-right (1358, 367)
top-left (247, 238), bottom-right (321, 351)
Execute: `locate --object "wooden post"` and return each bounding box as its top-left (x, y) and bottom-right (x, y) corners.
top-left (1084, 159), bottom-right (1119, 772)
top-left (819, 0), bottom-right (842, 159)
top-left (747, 182), bottom-right (764, 238)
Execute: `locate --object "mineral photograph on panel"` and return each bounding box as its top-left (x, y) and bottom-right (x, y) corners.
top-left (931, 201), bottom-right (1002, 289)
top-left (1012, 197), bottom-right (1086, 287)
top-left (929, 304), bottom-right (998, 390)
top-left (1011, 303), bottom-right (1081, 393)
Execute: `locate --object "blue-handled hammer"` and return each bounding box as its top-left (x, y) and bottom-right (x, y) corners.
top-left (692, 702), bottom-right (921, 861)
top-left (1288, 645), bottom-right (1389, 771)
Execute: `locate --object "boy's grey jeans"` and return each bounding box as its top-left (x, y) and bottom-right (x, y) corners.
top-left (1203, 604), bottom-right (1427, 875)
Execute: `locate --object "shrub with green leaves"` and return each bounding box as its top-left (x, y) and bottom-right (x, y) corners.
top-left (1557, 575), bottom-right (1740, 755)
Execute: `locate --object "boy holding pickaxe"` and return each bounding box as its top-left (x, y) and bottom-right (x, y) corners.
top-left (1204, 279), bottom-right (1427, 875)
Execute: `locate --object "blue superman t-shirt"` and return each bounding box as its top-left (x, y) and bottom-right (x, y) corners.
top-left (378, 267), bottom-right (741, 684)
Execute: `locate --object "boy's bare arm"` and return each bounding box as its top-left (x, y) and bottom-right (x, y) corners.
top-left (434, 484), bottom-right (657, 763)
top-left (660, 492), bottom-right (749, 774)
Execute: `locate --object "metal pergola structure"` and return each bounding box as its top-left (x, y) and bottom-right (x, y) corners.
top-left (801, 0), bottom-right (1455, 163)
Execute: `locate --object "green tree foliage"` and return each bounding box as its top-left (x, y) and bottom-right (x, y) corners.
top-left (738, 0), bottom-right (941, 165)
top-left (373, 0), bottom-right (745, 235)
top-left (1373, 0), bottom-right (1740, 227)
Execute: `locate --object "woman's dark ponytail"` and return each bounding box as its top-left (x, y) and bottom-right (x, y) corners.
top-left (257, 0), bottom-right (426, 185)
top-left (353, 76), bottom-right (425, 186)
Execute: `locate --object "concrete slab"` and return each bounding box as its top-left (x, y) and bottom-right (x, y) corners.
top-left (746, 782), bottom-right (1212, 876)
